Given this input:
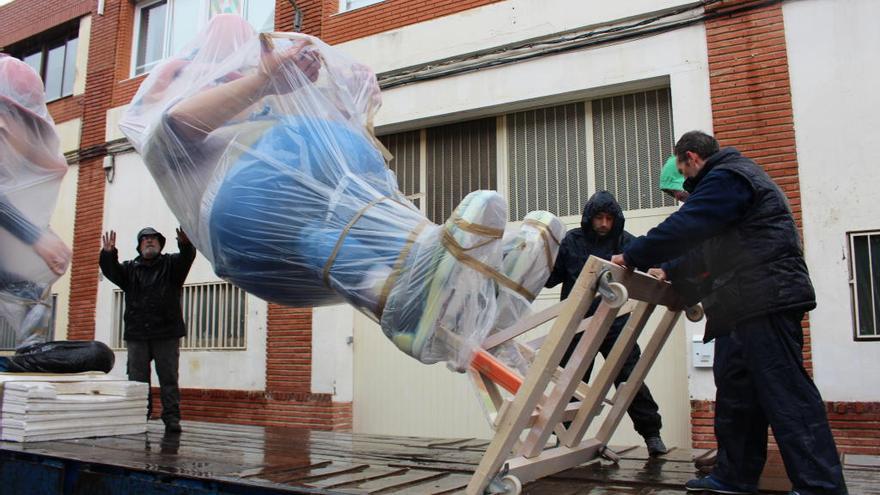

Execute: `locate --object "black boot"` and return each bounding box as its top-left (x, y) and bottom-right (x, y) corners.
top-left (645, 436), bottom-right (668, 457)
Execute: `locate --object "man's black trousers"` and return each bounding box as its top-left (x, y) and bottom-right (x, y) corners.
top-left (126, 338), bottom-right (181, 426)
top-left (560, 314), bottom-right (663, 439)
top-left (712, 312), bottom-right (847, 495)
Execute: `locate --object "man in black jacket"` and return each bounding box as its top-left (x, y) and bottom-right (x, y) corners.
top-left (546, 191), bottom-right (667, 456)
top-left (612, 131), bottom-right (846, 495)
top-left (100, 227), bottom-right (195, 433)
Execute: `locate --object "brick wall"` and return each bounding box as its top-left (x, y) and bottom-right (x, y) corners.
top-left (0, 0), bottom-right (91, 48)
top-left (149, 388), bottom-right (352, 430)
top-left (290, 0), bottom-right (503, 44)
top-left (689, 0), bottom-right (865, 452)
top-left (693, 400), bottom-right (880, 455)
top-left (267, 306), bottom-right (313, 394)
top-left (46, 95), bottom-right (84, 125)
top-left (705, 1), bottom-right (812, 370)
top-left (65, 0), bottom-right (129, 341)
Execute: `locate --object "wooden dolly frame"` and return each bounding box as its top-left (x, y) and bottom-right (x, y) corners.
top-left (466, 256), bottom-right (692, 494)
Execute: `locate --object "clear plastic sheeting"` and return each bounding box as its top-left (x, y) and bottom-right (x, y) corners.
top-left (0, 55), bottom-right (71, 349)
top-left (120, 15), bottom-right (562, 369)
top-left (491, 212), bottom-right (566, 372)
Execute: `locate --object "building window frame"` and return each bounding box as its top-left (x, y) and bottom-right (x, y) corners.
top-left (111, 281), bottom-right (248, 350)
top-left (132, 0), bottom-right (173, 77)
top-left (848, 229), bottom-right (880, 341)
top-left (11, 23), bottom-right (79, 102)
top-left (338, 0), bottom-right (385, 14)
top-left (378, 86), bottom-right (677, 225)
top-left (131, 0), bottom-right (275, 78)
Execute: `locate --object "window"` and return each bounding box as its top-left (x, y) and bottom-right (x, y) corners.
top-left (340, 0), bottom-right (385, 12)
top-left (0, 294), bottom-right (57, 351)
top-left (133, 0), bottom-right (275, 76)
top-left (592, 89), bottom-right (676, 211)
top-left (849, 230), bottom-right (880, 340)
top-left (426, 118), bottom-right (497, 224)
top-left (380, 130), bottom-right (423, 210)
top-left (507, 103), bottom-right (589, 219)
top-left (378, 87), bottom-right (675, 224)
top-left (14, 27), bottom-right (79, 101)
top-left (112, 282), bottom-right (247, 349)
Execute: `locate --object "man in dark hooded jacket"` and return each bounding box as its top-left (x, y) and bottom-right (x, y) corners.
top-left (612, 131), bottom-right (846, 495)
top-left (545, 190), bottom-right (667, 456)
top-left (99, 227), bottom-right (195, 434)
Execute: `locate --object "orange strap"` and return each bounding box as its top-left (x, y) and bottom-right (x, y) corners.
top-left (470, 348), bottom-right (523, 394)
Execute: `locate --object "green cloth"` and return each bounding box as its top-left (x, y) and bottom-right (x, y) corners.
top-left (659, 155), bottom-right (685, 192)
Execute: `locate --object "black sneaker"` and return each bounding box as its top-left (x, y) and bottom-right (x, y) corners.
top-left (164, 421), bottom-right (182, 434)
top-left (645, 436), bottom-right (668, 457)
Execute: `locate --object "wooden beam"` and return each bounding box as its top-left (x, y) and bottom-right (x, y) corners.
top-left (562, 301), bottom-right (655, 446)
top-left (482, 304), bottom-right (563, 350)
top-left (464, 257), bottom-right (603, 495)
top-left (506, 439), bottom-right (604, 485)
top-left (594, 308), bottom-right (681, 444)
top-left (524, 299), bottom-right (637, 351)
top-left (520, 302), bottom-right (620, 457)
top-left (593, 258), bottom-right (681, 308)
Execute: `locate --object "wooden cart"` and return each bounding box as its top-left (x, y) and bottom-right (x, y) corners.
top-left (466, 256), bottom-right (698, 494)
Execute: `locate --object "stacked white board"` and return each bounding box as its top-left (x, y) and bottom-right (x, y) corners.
top-left (0, 372), bottom-right (148, 442)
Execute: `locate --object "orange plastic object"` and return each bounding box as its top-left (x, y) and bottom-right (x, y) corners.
top-left (471, 349), bottom-right (523, 394)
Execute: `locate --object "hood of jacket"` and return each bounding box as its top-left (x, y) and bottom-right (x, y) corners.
top-left (581, 190), bottom-right (625, 243)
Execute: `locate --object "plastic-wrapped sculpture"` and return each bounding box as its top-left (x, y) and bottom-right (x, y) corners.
top-left (0, 55), bottom-right (71, 349)
top-left (120, 15), bottom-right (564, 370)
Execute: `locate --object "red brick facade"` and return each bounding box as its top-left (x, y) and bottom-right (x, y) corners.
top-left (285, 0), bottom-right (504, 43)
top-left (267, 306), bottom-right (313, 394)
top-left (705, 2), bottom-right (804, 254)
top-left (3, 0), bottom-right (877, 449)
top-left (66, 0), bottom-right (125, 341)
top-left (0, 0), bottom-right (91, 49)
top-left (150, 389), bottom-right (353, 430)
top-left (693, 400), bottom-right (880, 455)
top-left (688, 0), bottom-right (872, 454)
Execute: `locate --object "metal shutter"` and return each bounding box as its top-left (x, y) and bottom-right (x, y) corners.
top-left (425, 118), bottom-right (497, 224)
top-left (506, 102), bottom-right (589, 219)
top-left (592, 88), bottom-right (676, 211)
top-left (380, 130), bottom-right (421, 199)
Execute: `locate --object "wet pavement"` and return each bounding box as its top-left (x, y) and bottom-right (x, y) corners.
top-left (0, 420), bottom-right (877, 494)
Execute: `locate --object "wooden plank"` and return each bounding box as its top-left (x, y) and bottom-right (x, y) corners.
top-left (465, 257), bottom-right (603, 495)
top-left (595, 258), bottom-right (680, 308)
top-left (524, 299), bottom-right (637, 351)
top-left (482, 304), bottom-right (563, 350)
top-left (347, 469), bottom-right (448, 493)
top-left (241, 460), bottom-right (332, 481)
top-left (521, 302), bottom-right (621, 457)
top-left (309, 467), bottom-right (409, 489)
top-left (562, 302), bottom-right (655, 446)
top-left (506, 438), bottom-right (603, 485)
top-left (595, 308), bottom-right (681, 444)
top-left (384, 473), bottom-right (470, 494)
top-left (278, 463), bottom-right (370, 484)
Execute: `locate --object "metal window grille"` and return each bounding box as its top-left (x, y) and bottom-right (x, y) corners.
top-left (849, 231), bottom-right (880, 340)
top-left (592, 88), bottom-right (676, 211)
top-left (425, 118), bottom-right (497, 224)
top-left (507, 102), bottom-right (590, 219)
top-left (113, 282), bottom-right (247, 350)
top-left (380, 130), bottom-right (422, 209)
top-left (0, 294), bottom-right (57, 351)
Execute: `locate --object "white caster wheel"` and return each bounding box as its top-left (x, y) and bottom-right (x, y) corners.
top-left (685, 304), bottom-right (704, 322)
top-left (500, 475), bottom-right (522, 494)
top-left (604, 282), bottom-right (628, 308)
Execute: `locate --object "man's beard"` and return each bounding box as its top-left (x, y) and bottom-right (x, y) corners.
top-left (141, 246), bottom-right (160, 259)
